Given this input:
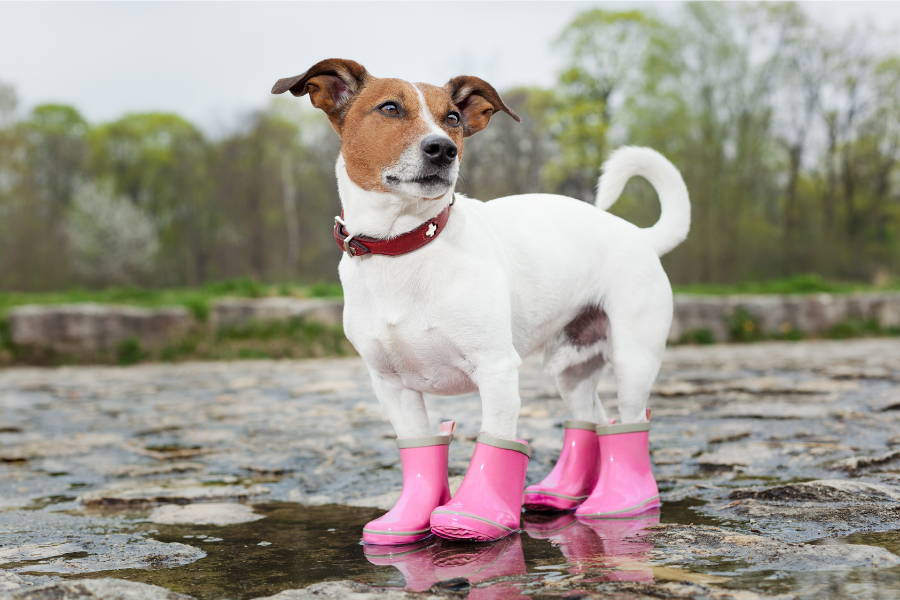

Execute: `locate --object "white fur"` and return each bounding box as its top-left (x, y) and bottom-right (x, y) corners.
top-left (337, 143), bottom-right (690, 440)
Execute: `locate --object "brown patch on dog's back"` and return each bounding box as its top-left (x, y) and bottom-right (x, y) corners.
top-left (564, 306), bottom-right (609, 347)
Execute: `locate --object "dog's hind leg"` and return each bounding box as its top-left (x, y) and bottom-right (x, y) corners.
top-left (607, 299), bottom-right (668, 424)
top-left (574, 291), bottom-right (667, 519)
top-left (556, 355), bottom-right (606, 424)
top-left (522, 358), bottom-right (605, 511)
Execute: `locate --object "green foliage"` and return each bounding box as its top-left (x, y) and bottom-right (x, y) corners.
top-left (678, 328), bottom-right (715, 345)
top-left (674, 275), bottom-right (889, 296)
top-left (0, 281), bottom-right (338, 320)
top-left (728, 308), bottom-right (764, 343)
top-left (0, 317), bottom-right (14, 359)
top-left (202, 278), bottom-right (266, 298)
top-left (305, 282), bottom-right (343, 298)
top-left (116, 338), bottom-right (145, 366)
top-left (826, 319), bottom-right (883, 340)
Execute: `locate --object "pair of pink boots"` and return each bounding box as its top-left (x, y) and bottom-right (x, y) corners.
top-left (524, 418), bottom-right (660, 519)
top-left (361, 417), bottom-right (659, 546)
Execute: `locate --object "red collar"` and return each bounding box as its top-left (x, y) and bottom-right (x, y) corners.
top-left (333, 198), bottom-right (454, 257)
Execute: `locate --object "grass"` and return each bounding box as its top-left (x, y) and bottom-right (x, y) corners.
top-left (1, 275), bottom-right (892, 321)
top-left (0, 278), bottom-right (343, 321)
top-left (673, 274), bottom-right (899, 296)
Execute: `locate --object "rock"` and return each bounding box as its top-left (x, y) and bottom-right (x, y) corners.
top-left (650, 523), bottom-right (900, 571)
top-left (148, 503), bottom-right (264, 525)
top-left (1, 339), bottom-right (899, 599)
top-left (252, 581), bottom-right (441, 600)
top-left (0, 433), bottom-right (123, 462)
top-left (79, 480), bottom-right (270, 507)
top-left (832, 449), bottom-right (900, 473)
top-left (715, 479), bottom-right (900, 541)
top-left (695, 442), bottom-right (783, 469)
top-left (0, 510), bottom-right (205, 574)
top-left (0, 571), bottom-right (31, 592)
top-left (106, 462), bottom-right (206, 478)
top-left (9, 304), bottom-right (192, 356)
top-left (9, 578), bottom-right (194, 599)
top-left (730, 479), bottom-right (900, 503)
top-left (211, 298), bottom-right (343, 330)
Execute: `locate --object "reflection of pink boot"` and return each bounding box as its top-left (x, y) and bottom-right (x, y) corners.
top-left (430, 433), bottom-right (530, 542)
top-left (524, 513), bottom-right (604, 575)
top-left (363, 422), bottom-right (455, 545)
top-left (578, 511), bottom-right (660, 582)
top-left (363, 540), bottom-right (438, 592)
top-left (524, 421), bottom-right (598, 511)
top-left (432, 535), bottom-right (528, 600)
top-left (575, 422), bottom-right (660, 519)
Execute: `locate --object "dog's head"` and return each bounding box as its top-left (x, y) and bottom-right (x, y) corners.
top-left (272, 58), bottom-right (519, 200)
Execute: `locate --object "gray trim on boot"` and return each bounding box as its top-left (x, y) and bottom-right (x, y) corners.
top-left (476, 432), bottom-right (532, 457)
top-left (563, 420), bottom-right (597, 431)
top-left (396, 434), bottom-right (452, 449)
top-left (596, 422), bottom-right (650, 436)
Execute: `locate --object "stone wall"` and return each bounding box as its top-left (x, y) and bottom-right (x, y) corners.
top-left (8, 304), bottom-right (193, 356)
top-left (670, 293), bottom-right (900, 342)
top-left (211, 297), bottom-right (343, 330)
top-left (6, 293), bottom-right (900, 358)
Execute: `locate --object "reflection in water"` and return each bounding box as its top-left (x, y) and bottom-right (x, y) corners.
top-left (366, 535), bottom-right (528, 599)
top-left (365, 511), bottom-right (661, 595)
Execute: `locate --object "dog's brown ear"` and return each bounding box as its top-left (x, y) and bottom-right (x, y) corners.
top-left (272, 59), bottom-right (369, 128)
top-left (444, 75), bottom-right (520, 137)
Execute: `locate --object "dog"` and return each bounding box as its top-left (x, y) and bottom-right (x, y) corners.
top-left (273, 58), bottom-right (689, 544)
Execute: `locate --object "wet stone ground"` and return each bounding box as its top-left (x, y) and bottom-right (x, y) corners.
top-left (1, 339), bottom-right (899, 599)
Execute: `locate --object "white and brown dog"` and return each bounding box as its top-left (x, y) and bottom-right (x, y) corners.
top-left (273, 59), bottom-right (689, 544)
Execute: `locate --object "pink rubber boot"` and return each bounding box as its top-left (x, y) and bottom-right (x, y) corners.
top-left (524, 420), bottom-right (599, 511)
top-left (362, 422), bottom-right (455, 545)
top-left (430, 433), bottom-right (530, 542)
top-left (574, 421), bottom-right (660, 519)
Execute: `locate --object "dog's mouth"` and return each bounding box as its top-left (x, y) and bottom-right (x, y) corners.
top-left (386, 173), bottom-right (451, 188)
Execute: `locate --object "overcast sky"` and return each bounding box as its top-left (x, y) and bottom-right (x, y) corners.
top-left (1, 1), bottom-right (897, 132)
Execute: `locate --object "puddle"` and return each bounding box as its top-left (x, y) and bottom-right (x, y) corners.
top-left (21, 499), bottom-right (895, 599)
top-left (58, 501), bottom-right (720, 599)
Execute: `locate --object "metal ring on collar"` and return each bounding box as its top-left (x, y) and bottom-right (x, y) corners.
top-left (476, 432), bottom-right (532, 457)
top-left (595, 422), bottom-right (650, 436)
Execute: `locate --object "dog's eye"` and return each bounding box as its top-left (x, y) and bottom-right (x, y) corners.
top-left (446, 112), bottom-right (461, 127)
top-left (378, 102), bottom-right (401, 116)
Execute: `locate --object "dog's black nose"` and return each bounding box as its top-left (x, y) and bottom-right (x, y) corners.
top-left (421, 135), bottom-right (457, 166)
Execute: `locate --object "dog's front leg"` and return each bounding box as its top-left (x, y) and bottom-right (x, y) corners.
top-left (369, 372), bottom-right (431, 438)
top-left (429, 352), bottom-right (531, 542)
top-left (362, 371), bottom-right (453, 545)
top-left (472, 356), bottom-right (522, 440)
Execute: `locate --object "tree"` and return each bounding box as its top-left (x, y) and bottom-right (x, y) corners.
top-left (459, 87), bottom-right (557, 199)
top-left (89, 113), bottom-right (215, 284)
top-left (64, 179), bottom-right (158, 285)
top-left (548, 10), bottom-right (663, 201)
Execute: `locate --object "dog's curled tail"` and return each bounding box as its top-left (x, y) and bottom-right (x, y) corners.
top-left (594, 146), bottom-right (690, 256)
